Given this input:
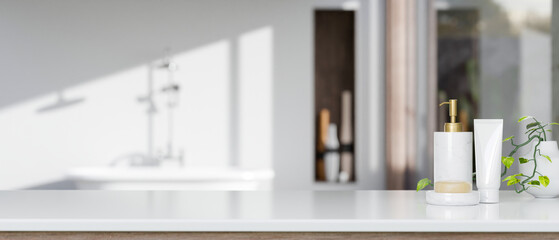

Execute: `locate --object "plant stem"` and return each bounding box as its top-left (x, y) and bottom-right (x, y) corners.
top-left (514, 118), bottom-right (546, 192)
top-left (501, 135), bottom-right (539, 177)
top-left (521, 139), bottom-right (541, 185)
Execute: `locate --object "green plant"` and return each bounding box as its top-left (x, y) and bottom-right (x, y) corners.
top-left (416, 116), bottom-right (558, 193)
top-left (501, 116), bottom-right (558, 193)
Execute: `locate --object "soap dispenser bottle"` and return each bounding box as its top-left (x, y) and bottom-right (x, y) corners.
top-left (434, 99), bottom-right (473, 193)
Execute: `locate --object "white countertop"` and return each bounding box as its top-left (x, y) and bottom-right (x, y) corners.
top-left (0, 190), bottom-right (557, 232)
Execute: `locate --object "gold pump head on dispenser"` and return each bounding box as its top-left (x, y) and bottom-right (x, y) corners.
top-left (439, 99), bottom-right (463, 132)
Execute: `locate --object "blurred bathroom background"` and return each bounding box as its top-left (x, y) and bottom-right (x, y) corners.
top-left (0, 0), bottom-right (556, 190)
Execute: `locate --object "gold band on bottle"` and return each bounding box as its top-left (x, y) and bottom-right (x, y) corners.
top-left (444, 122), bottom-right (462, 132)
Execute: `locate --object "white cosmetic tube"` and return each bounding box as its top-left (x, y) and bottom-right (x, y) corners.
top-left (474, 119), bottom-right (503, 203)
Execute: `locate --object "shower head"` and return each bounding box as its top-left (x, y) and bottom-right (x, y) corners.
top-left (36, 91), bottom-right (85, 113)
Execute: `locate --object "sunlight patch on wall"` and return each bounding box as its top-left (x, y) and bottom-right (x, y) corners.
top-left (238, 26), bottom-right (273, 169)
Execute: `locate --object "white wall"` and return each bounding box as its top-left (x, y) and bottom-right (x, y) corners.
top-left (0, 0), bottom-right (313, 189)
top-left (271, 0), bottom-right (313, 189)
top-left (518, 29), bottom-right (552, 144)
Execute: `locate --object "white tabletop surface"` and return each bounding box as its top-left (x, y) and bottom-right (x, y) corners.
top-left (0, 190), bottom-right (557, 232)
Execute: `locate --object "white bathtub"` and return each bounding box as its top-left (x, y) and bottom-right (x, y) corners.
top-left (66, 167), bottom-right (274, 190)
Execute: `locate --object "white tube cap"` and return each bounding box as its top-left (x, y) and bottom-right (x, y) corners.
top-left (479, 189), bottom-right (499, 203)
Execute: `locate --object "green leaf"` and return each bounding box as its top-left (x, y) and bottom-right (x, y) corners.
top-left (539, 176), bottom-right (550, 187)
top-left (547, 129), bottom-right (552, 132)
top-left (526, 122), bottom-right (540, 129)
top-left (528, 180), bottom-right (540, 186)
top-left (502, 156), bottom-right (514, 169)
top-left (503, 173), bottom-right (522, 182)
top-left (416, 178), bottom-right (432, 191)
top-left (540, 154), bottom-right (552, 162)
top-left (503, 174), bottom-right (523, 186)
top-left (504, 173), bottom-right (523, 186)
top-left (507, 178), bottom-right (521, 186)
top-left (541, 154), bottom-right (552, 163)
top-left (550, 122), bottom-right (559, 126)
top-left (503, 136), bottom-right (514, 142)
top-left (518, 116), bottom-right (530, 122)
top-left (519, 157), bottom-right (529, 164)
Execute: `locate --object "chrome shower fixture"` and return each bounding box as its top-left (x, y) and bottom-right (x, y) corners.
top-left (160, 60), bottom-right (179, 72)
top-left (159, 48), bottom-right (179, 71)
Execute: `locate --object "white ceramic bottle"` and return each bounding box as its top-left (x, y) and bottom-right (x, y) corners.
top-left (434, 99), bottom-right (473, 193)
top-left (324, 123), bottom-right (340, 182)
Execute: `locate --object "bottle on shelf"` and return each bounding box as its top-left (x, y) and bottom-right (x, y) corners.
top-left (324, 123), bottom-right (340, 182)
